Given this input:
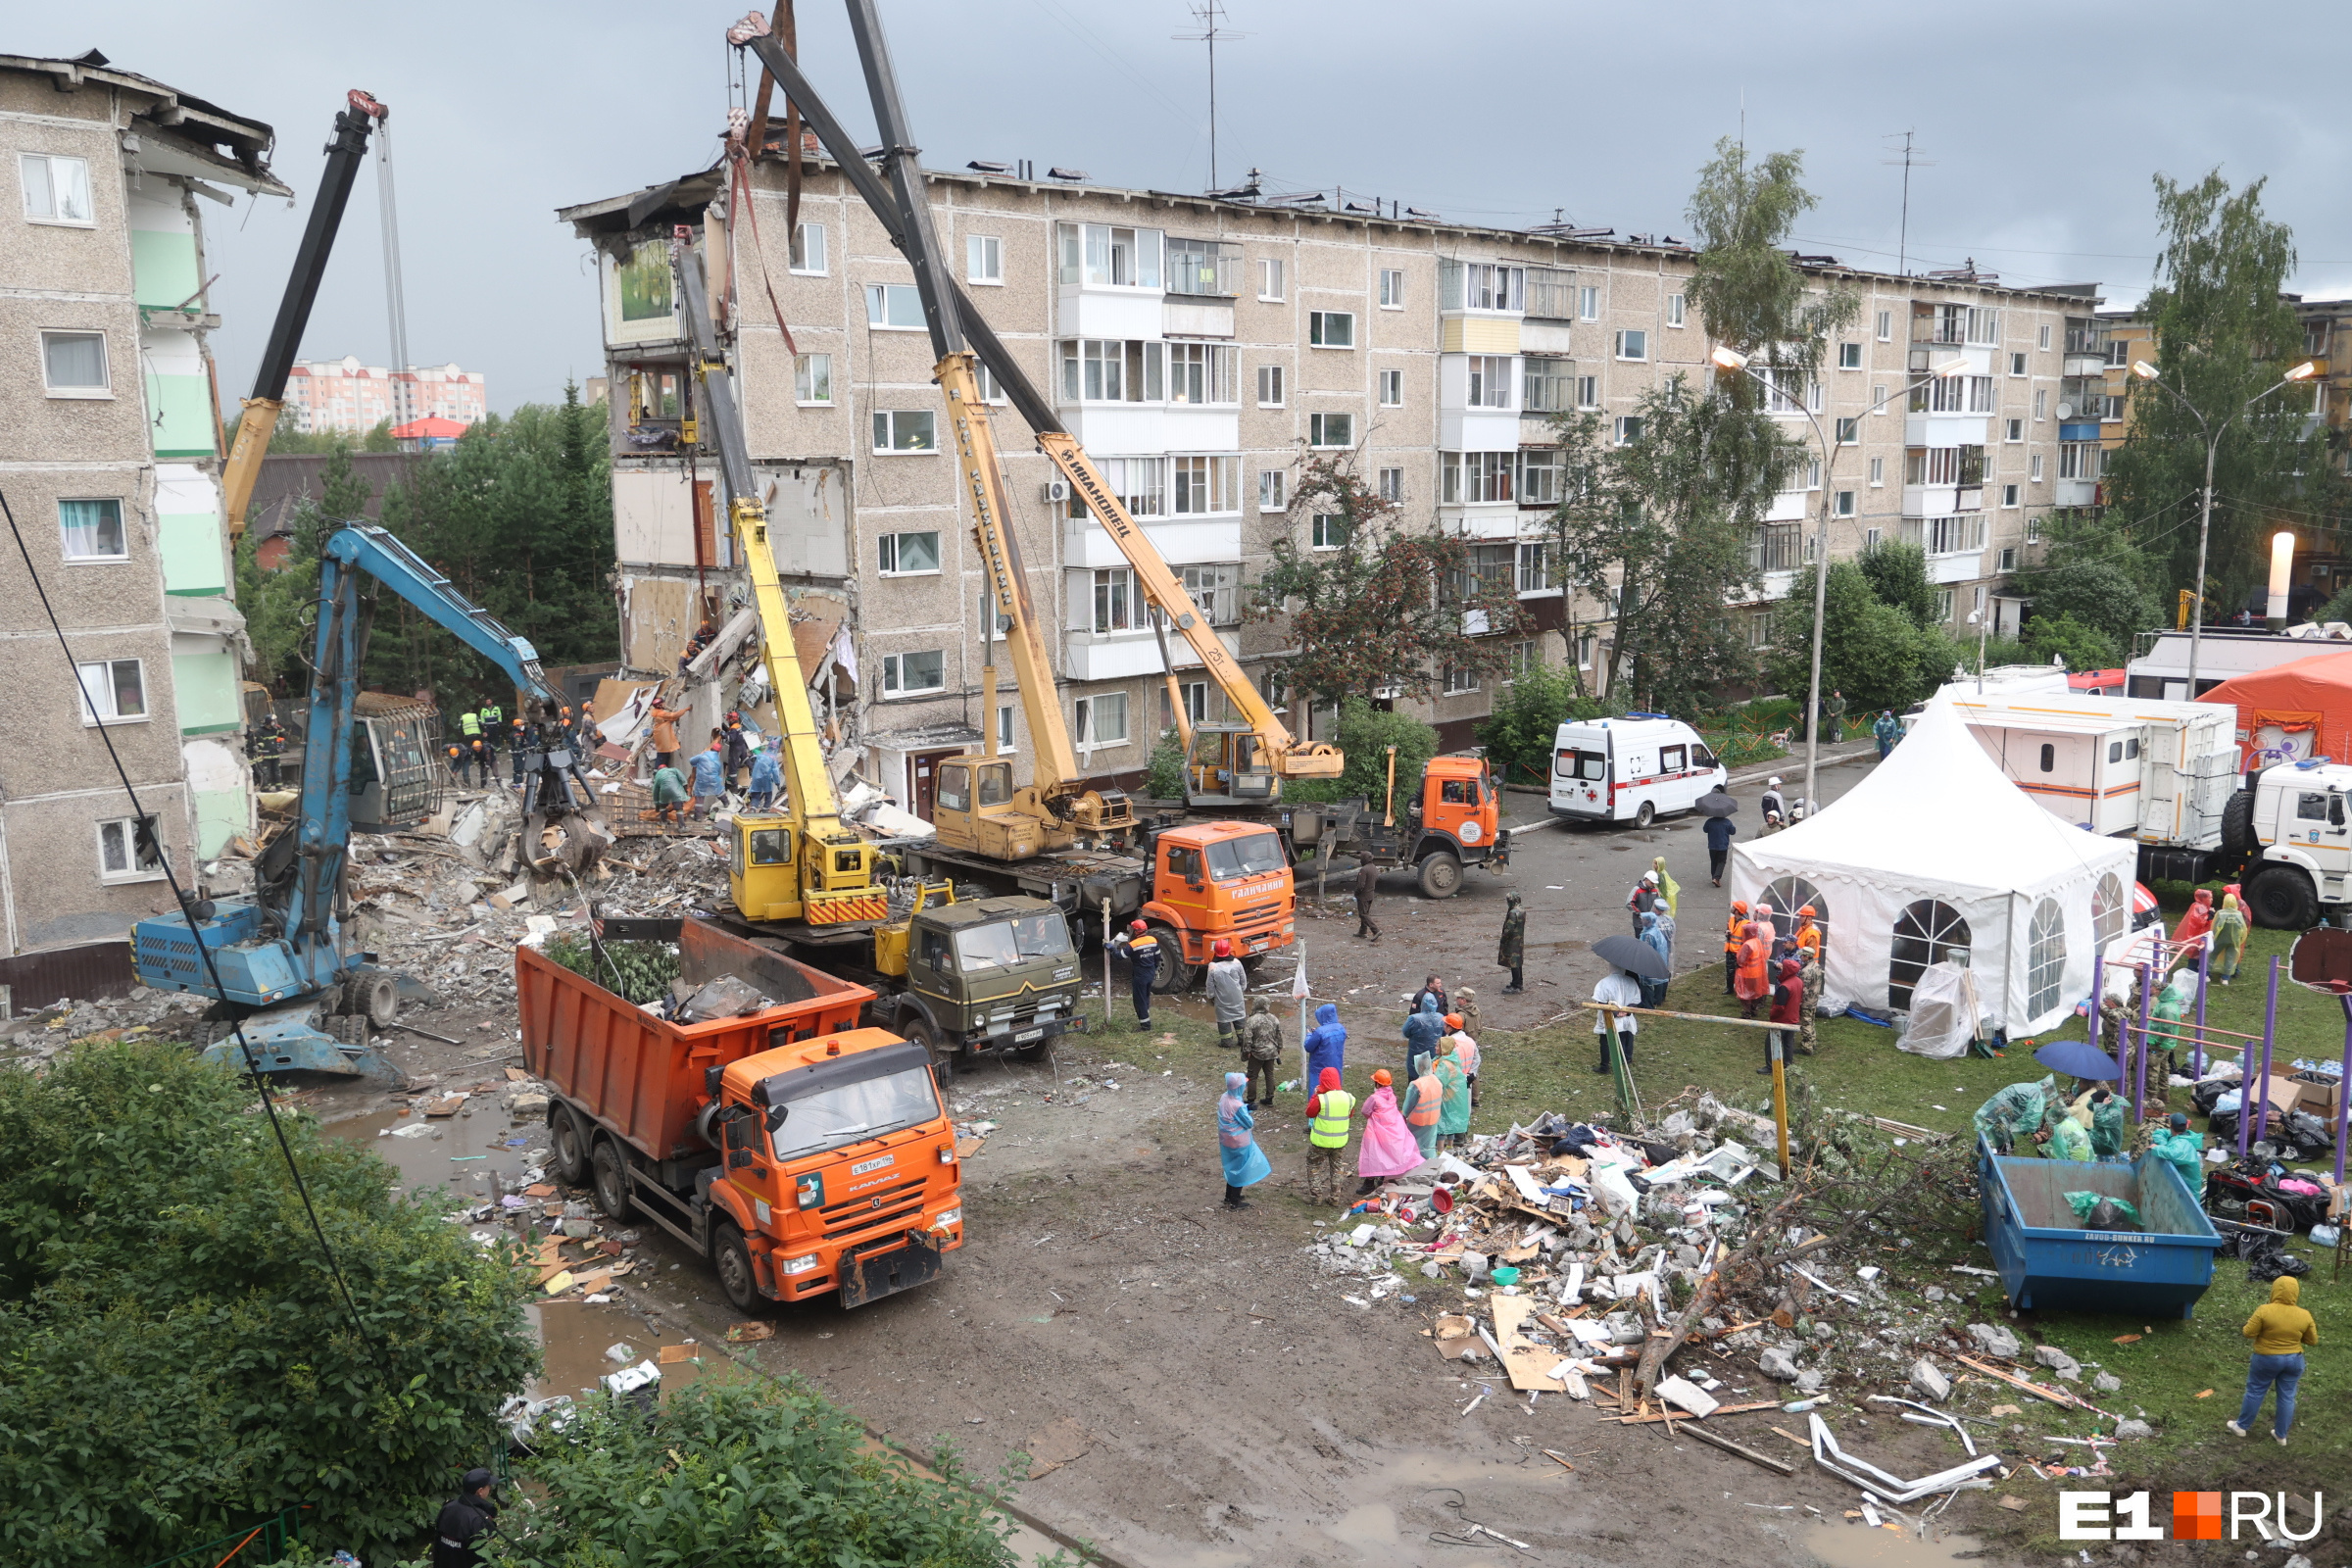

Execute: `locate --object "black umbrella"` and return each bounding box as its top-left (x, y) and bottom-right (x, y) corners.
top-left (1696, 791), bottom-right (1739, 818)
top-left (1592, 934), bottom-right (1669, 979)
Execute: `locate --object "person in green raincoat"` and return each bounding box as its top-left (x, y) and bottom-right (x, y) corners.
top-left (2149, 1110), bottom-right (2206, 1199)
top-left (2211, 892), bottom-right (2249, 985)
top-left (2070, 1086), bottom-right (2127, 1160)
top-left (1432, 1036), bottom-right (1471, 1149)
top-left (2046, 1105), bottom-right (2095, 1162)
top-left (1649, 856), bottom-right (1681, 919)
top-left (1973, 1076), bottom-right (2053, 1154)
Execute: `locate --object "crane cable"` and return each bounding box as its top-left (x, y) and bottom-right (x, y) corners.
top-left (1, 486), bottom-right (378, 1353)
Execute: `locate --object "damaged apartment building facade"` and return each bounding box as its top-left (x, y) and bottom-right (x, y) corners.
top-left (563, 144), bottom-right (2098, 813)
top-left (0, 50), bottom-right (283, 1005)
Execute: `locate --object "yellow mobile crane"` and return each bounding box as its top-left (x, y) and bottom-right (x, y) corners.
top-left (668, 232), bottom-right (885, 926)
top-left (728, 8), bottom-right (1343, 833)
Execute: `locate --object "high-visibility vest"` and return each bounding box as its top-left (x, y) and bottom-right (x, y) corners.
top-left (458, 711), bottom-right (480, 738)
top-left (1309, 1089), bottom-right (1356, 1148)
top-left (1405, 1076), bottom-right (1443, 1126)
top-left (1724, 913), bottom-right (1745, 955)
top-left (480, 704), bottom-right (503, 725)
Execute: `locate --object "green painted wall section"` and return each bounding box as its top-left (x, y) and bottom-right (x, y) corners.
top-left (172, 650), bottom-right (242, 733)
top-left (145, 371), bottom-right (218, 460)
top-left (159, 507), bottom-right (226, 595)
top-left (131, 228), bottom-right (201, 310)
top-left (192, 787), bottom-right (247, 857)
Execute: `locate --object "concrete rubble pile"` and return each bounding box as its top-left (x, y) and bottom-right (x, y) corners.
top-left (1305, 1093), bottom-right (2157, 1498)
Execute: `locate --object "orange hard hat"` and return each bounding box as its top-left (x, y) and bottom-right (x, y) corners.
top-left (1372, 1068), bottom-right (1393, 1086)
top-left (1445, 1014), bottom-right (1463, 1030)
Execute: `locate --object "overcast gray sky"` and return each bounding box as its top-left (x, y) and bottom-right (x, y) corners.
top-left (31, 2), bottom-right (2352, 415)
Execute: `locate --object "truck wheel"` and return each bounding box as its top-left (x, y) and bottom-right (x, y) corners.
top-left (1417, 852), bottom-right (1463, 899)
top-left (590, 1137), bottom-right (635, 1220)
top-left (550, 1105), bottom-right (592, 1187)
top-left (1634, 801), bottom-right (1656, 829)
top-left (710, 1218), bottom-right (763, 1314)
top-left (344, 971), bottom-right (398, 1029)
top-left (2244, 866), bottom-right (2318, 931)
top-left (1147, 922), bottom-right (1192, 994)
top-left (905, 1017), bottom-right (955, 1089)
top-left (2221, 788), bottom-right (2257, 855)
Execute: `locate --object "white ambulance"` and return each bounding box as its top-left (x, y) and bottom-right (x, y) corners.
top-left (1548, 713), bottom-right (1728, 827)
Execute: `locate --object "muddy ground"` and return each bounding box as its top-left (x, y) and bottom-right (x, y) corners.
top-left (297, 739), bottom-right (2030, 1568)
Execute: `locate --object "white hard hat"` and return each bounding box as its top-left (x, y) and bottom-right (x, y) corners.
top-left (1767, 775), bottom-right (1783, 788)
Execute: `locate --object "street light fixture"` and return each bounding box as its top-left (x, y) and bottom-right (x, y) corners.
top-left (1707, 345), bottom-right (1970, 811)
top-left (2125, 359), bottom-right (2320, 690)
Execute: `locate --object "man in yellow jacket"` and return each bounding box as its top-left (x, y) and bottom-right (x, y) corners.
top-left (2227, 1276), bottom-right (2316, 1444)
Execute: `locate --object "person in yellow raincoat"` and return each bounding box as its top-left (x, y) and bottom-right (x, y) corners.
top-left (2211, 892), bottom-right (2249, 985)
top-left (1649, 855), bottom-right (1681, 918)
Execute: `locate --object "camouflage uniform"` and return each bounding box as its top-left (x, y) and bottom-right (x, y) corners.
top-left (1497, 897), bottom-right (1526, 993)
top-left (1796, 952), bottom-right (1823, 1055)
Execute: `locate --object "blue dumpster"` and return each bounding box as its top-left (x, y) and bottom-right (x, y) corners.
top-left (1977, 1137), bottom-right (2226, 1318)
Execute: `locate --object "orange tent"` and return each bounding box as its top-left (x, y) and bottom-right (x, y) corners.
top-left (2199, 648), bottom-right (2352, 771)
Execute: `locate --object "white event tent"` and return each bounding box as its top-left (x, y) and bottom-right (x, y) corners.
top-left (1727, 700), bottom-right (2137, 1036)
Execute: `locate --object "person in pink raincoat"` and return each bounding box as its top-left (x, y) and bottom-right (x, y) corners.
top-left (1353, 1068), bottom-right (1424, 1196)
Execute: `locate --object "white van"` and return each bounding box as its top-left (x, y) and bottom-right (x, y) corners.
top-left (1548, 714), bottom-right (1728, 827)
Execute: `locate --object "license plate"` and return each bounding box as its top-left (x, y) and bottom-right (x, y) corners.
top-left (850, 1154), bottom-right (896, 1176)
top-left (1014, 1028), bottom-right (1043, 1043)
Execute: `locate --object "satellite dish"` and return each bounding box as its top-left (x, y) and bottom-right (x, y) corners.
top-left (2055, 401), bottom-right (2077, 420)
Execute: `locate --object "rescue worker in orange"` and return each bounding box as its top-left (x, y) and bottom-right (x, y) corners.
top-left (1724, 901), bottom-right (1749, 996)
top-left (1735, 920), bottom-right (1774, 1019)
top-left (649, 698), bottom-right (686, 771)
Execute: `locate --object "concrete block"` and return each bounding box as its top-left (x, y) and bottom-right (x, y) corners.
top-left (1910, 1358), bottom-right (1951, 1402)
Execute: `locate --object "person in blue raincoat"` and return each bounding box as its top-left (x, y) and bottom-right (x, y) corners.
top-left (1217, 1071), bottom-right (1271, 1208)
top-left (2150, 1111), bottom-right (2206, 1199)
top-left (1401, 993), bottom-right (1446, 1087)
top-left (1304, 1003), bottom-right (1348, 1103)
top-left (1638, 909), bottom-right (1673, 1008)
top-left (745, 743), bottom-right (783, 812)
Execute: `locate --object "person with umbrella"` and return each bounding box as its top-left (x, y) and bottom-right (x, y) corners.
top-left (1497, 891), bottom-right (1526, 994)
top-left (1591, 964), bottom-right (1642, 1076)
top-left (1637, 909), bottom-right (1672, 1007)
top-left (1701, 806), bottom-right (1737, 887)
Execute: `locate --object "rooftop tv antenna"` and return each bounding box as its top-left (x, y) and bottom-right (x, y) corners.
top-left (1174, 2), bottom-right (1248, 191)
top-left (1881, 130), bottom-right (1936, 278)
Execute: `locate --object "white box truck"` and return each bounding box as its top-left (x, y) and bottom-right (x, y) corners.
top-left (1548, 714), bottom-right (1727, 828)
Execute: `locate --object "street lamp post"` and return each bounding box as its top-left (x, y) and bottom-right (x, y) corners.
top-left (2128, 358), bottom-right (2317, 692)
top-left (1709, 346), bottom-right (1966, 812)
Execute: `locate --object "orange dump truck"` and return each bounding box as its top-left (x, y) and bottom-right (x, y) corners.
top-left (518, 916), bottom-right (963, 1311)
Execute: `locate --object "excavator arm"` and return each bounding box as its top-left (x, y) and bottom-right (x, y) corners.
top-left (221, 91), bottom-right (387, 538)
top-left (728, 9), bottom-right (1340, 805)
top-left (670, 232), bottom-right (883, 924)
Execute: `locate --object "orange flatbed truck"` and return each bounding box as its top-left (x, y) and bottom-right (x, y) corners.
top-left (518, 916), bottom-right (963, 1311)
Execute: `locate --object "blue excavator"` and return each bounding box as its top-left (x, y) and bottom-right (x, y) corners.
top-left (131, 525), bottom-right (607, 1078)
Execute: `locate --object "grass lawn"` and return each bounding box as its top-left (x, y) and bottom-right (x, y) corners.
top-left (1072, 890), bottom-right (2346, 1553)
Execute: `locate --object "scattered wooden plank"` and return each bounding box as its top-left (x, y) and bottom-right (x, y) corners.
top-left (1678, 1420), bottom-right (1796, 1476)
top-left (1607, 1399), bottom-right (1778, 1426)
top-left (1954, 1354), bottom-right (2090, 1411)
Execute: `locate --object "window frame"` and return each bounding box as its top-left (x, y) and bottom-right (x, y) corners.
top-left (1666, 293), bottom-right (1687, 328)
top-left (74, 657), bottom-right (146, 725)
top-left (1073, 691), bottom-right (1130, 747)
top-left (1310, 513), bottom-right (1349, 551)
top-left (1876, 310), bottom-right (1892, 342)
top-left (1378, 466), bottom-right (1403, 503)
top-left (964, 232), bottom-right (1003, 285)
top-left (1257, 257), bottom-right (1285, 302)
top-left (1835, 416), bottom-right (1859, 446)
top-left (2008, 351), bottom-right (2028, 376)
top-left (1577, 285), bottom-right (1600, 321)
top-left (876, 529), bottom-right (942, 577)
top-left (58, 497), bottom-right (127, 563)
top-left (788, 221), bottom-right (827, 276)
top-left (2001, 483), bottom-right (2021, 509)
top-left (1378, 368), bottom-right (1403, 407)
top-left (21, 151), bottom-right (95, 227)
top-left (1464, 353), bottom-right (1513, 410)
top-left (1091, 566), bottom-right (1137, 633)
top-left (1869, 456), bottom-right (1886, 487)
top-left (1837, 341), bottom-right (1863, 369)
top-left (1834, 489), bottom-right (1856, 517)
top-left (1307, 310), bottom-right (1355, 349)
top-left (95, 813), bottom-right (165, 884)
top-left (1574, 374), bottom-right (1598, 411)
top-left (1258, 467), bottom-right (1287, 513)
top-left (1306, 411), bottom-right (1354, 450)
top-left (1254, 363), bottom-right (1285, 408)
top-left (880, 649), bottom-right (947, 697)
top-left (2031, 454), bottom-right (2045, 483)
top-left (1613, 415), bottom-right (1643, 446)
top-left (1379, 269), bottom-right (1406, 309)
top-left (1169, 454), bottom-right (1241, 516)
top-left (41, 329), bottom-right (111, 397)
top-left (863, 282), bottom-right (924, 330)
top-left (870, 409), bottom-right (939, 454)
top-left (793, 352), bottom-right (833, 406)
top-left (1614, 328), bottom-right (1648, 363)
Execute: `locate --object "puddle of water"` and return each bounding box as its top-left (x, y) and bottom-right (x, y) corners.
top-left (1801, 1524), bottom-right (1984, 1568)
top-left (530, 1298), bottom-right (745, 1401)
top-left (321, 1102), bottom-right (539, 1201)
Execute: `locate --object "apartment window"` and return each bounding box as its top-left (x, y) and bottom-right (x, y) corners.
top-left (2003, 416), bottom-right (2023, 444)
top-left (1516, 541), bottom-right (1552, 593)
top-left (1311, 514), bottom-right (1349, 550)
top-left (1441, 452), bottom-right (1516, 504)
top-left (1968, 375), bottom-right (1997, 415)
top-left (1258, 257), bottom-right (1285, 300)
top-left (793, 353), bottom-right (833, 405)
top-left (1523, 357), bottom-right (1573, 414)
top-left (1838, 342), bottom-right (1863, 369)
top-left (1080, 457), bottom-right (1166, 518)
top-left (871, 410), bottom-right (937, 452)
top-left (1613, 415), bottom-right (1644, 445)
top-left (1925, 513), bottom-right (1986, 555)
top-left (1574, 375), bottom-right (1599, 411)
top-left (1875, 310), bottom-right (1892, 342)
top-left (2001, 483), bottom-right (2021, 509)
top-left (1996, 547), bottom-right (2019, 576)
top-left (1835, 489), bottom-right (1856, 517)
top-left (1907, 447), bottom-right (1961, 486)
top-left (1092, 567), bottom-right (1136, 632)
top-left (789, 221), bottom-right (827, 274)
top-left (1378, 368), bottom-right (1403, 407)
top-left (1258, 468), bottom-right (1287, 512)
top-left (1516, 448), bottom-right (1560, 506)
top-left (1615, 329), bottom-right (1647, 362)
top-left (1835, 416), bottom-right (1859, 446)
top-left (2031, 455), bottom-right (2044, 482)
top-left (1869, 456), bottom-right (1885, 486)
top-left (20, 152), bottom-right (93, 225)
top-left (2027, 516), bottom-right (2043, 544)
top-left (1443, 666), bottom-right (1480, 696)
top-left (2037, 323), bottom-right (2052, 350)
top-left (1307, 412), bottom-right (1354, 449)
top-left (2059, 442), bottom-right (2102, 480)
top-left (998, 705), bottom-right (1016, 753)
top-left (1503, 640), bottom-right (1542, 680)
top-left (876, 529), bottom-right (941, 575)
top-left (1465, 354), bottom-right (1512, 409)
top-left (1578, 285), bottom-right (1600, 320)
top-left (877, 651), bottom-right (946, 698)
top-left (59, 498), bottom-right (125, 561)
top-left (41, 330), bottom-right (109, 394)
top-left (974, 363), bottom-right (1007, 405)
top-left (965, 233), bottom-right (1003, 284)
top-left (1059, 338), bottom-right (1165, 403)
top-left (1171, 455), bottom-right (1240, 514)
top-left (1182, 563), bottom-right (1242, 625)
top-left (1667, 293), bottom-right (1687, 328)
top-left (1308, 311), bottom-right (1355, 348)
top-left (2009, 352), bottom-right (2027, 376)
top-left (1378, 466), bottom-right (1403, 503)
top-left (1872, 384), bottom-right (1888, 414)
top-left (1056, 222), bottom-right (1163, 288)
top-left (75, 658), bottom-right (146, 724)
top-left (1380, 269), bottom-right (1405, 308)
top-left (1576, 631), bottom-right (1597, 669)
top-left (2033, 388), bottom-right (2047, 420)
top-left (1525, 268), bottom-right (1576, 319)
top-left (1934, 590), bottom-right (1956, 622)
top-left (864, 283), bottom-right (923, 329)
top-left (1804, 459), bottom-right (1823, 491)
top-left (1441, 261), bottom-right (1525, 312)
top-left (1966, 307), bottom-right (2001, 345)
top-left (1168, 341), bottom-right (1238, 405)
top-left (1912, 374), bottom-right (1969, 415)
top-left (1255, 364), bottom-right (1285, 407)
top-left (96, 815), bottom-right (164, 883)
top-left (1863, 526), bottom-right (1883, 549)
top-left (1167, 236), bottom-right (1241, 297)
top-left (1073, 692), bottom-right (1129, 746)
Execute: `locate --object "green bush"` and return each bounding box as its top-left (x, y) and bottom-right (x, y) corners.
top-left (487, 1378), bottom-right (1056, 1567)
top-left (1143, 728), bottom-right (1188, 800)
top-left (1282, 698), bottom-right (1441, 810)
top-left (1478, 664), bottom-right (1602, 786)
top-left (2022, 611), bottom-right (2124, 671)
top-left (0, 1039), bottom-right (538, 1567)
top-left (543, 933), bottom-right (677, 1004)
